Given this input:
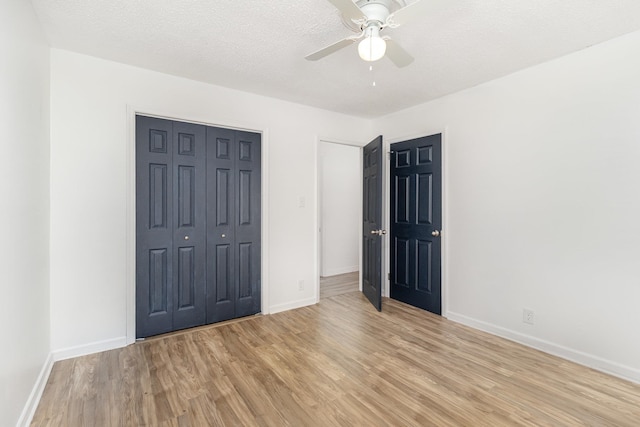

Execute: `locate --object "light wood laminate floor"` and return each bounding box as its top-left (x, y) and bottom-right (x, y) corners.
top-left (32, 292), bottom-right (640, 426)
top-left (320, 271), bottom-right (359, 299)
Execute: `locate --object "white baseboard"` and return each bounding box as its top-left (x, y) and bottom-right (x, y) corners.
top-left (446, 311), bottom-right (640, 384)
top-left (17, 352), bottom-right (54, 427)
top-left (321, 265), bottom-right (358, 277)
top-left (52, 336), bottom-right (128, 361)
top-left (269, 297), bottom-right (317, 314)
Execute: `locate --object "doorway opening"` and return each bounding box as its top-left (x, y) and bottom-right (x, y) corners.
top-left (318, 140), bottom-right (361, 300)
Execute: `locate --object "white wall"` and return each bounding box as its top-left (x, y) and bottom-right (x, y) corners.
top-left (375, 30), bottom-right (640, 382)
top-left (49, 49), bottom-right (371, 353)
top-left (0, 0), bottom-right (51, 424)
top-left (319, 142), bottom-right (360, 277)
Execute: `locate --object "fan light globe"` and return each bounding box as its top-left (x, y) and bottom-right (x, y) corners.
top-left (358, 26), bottom-right (386, 62)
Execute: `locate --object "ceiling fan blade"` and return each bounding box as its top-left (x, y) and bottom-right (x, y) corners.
top-left (305, 37), bottom-right (358, 61)
top-left (385, 39), bottom-right (414, 68)
top-left (325, 0), bottom-right (364, 21)
top-left (388, 0), bottom-right (449, 27)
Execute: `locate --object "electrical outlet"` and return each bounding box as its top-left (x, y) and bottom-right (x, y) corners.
top-left (523, 309), bottom-right (534, 325)
top-left (298, 280), bottom-right (304, 291)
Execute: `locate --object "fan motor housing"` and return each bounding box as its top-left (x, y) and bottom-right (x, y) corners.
top-left (356, 0), bottom-right (392, 24)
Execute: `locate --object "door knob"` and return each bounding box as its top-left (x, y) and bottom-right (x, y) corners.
top-left (431, 230), bottom-right (440, 237)
top-left (184, 236), bottom-right (189, 240)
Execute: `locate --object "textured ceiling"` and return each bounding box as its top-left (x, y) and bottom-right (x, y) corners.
top-left (31, 0), bottom-right (640, 118)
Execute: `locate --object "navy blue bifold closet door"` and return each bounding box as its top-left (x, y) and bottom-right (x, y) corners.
top-left (136, 116), bottom-right (261, 338)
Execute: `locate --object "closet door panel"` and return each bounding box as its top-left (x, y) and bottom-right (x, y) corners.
top-left (206, 127), bottom-right (237, 323)
top-left (172, 121), bottom-right (206, 330)
top-left (235, 131), bottom-right (261, 317)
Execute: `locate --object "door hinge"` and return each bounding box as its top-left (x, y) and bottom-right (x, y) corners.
top-left (387, 273), bottom-right (391, 280)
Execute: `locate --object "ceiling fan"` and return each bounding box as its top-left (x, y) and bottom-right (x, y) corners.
top-left (305, 0), bottom-right (446, 67)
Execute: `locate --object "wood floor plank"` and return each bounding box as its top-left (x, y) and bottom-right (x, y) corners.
top-left (32, 291), bottom-right (640, 426)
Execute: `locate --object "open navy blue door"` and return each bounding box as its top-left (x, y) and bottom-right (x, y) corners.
top-left (362, 135), bottom-right (384, 311)
top-left (390, 134), bottom-right (442, 315)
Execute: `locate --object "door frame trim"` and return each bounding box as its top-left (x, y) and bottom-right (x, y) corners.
top-left (125, 105), bottom-right (270, 345)
top-left (383, 129), bottom-right (449, 317)
top-left (313, 136), bottom-right (364, 304)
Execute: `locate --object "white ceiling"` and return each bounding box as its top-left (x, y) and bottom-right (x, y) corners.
top-left (31, 0), bottom-right (640, 118)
